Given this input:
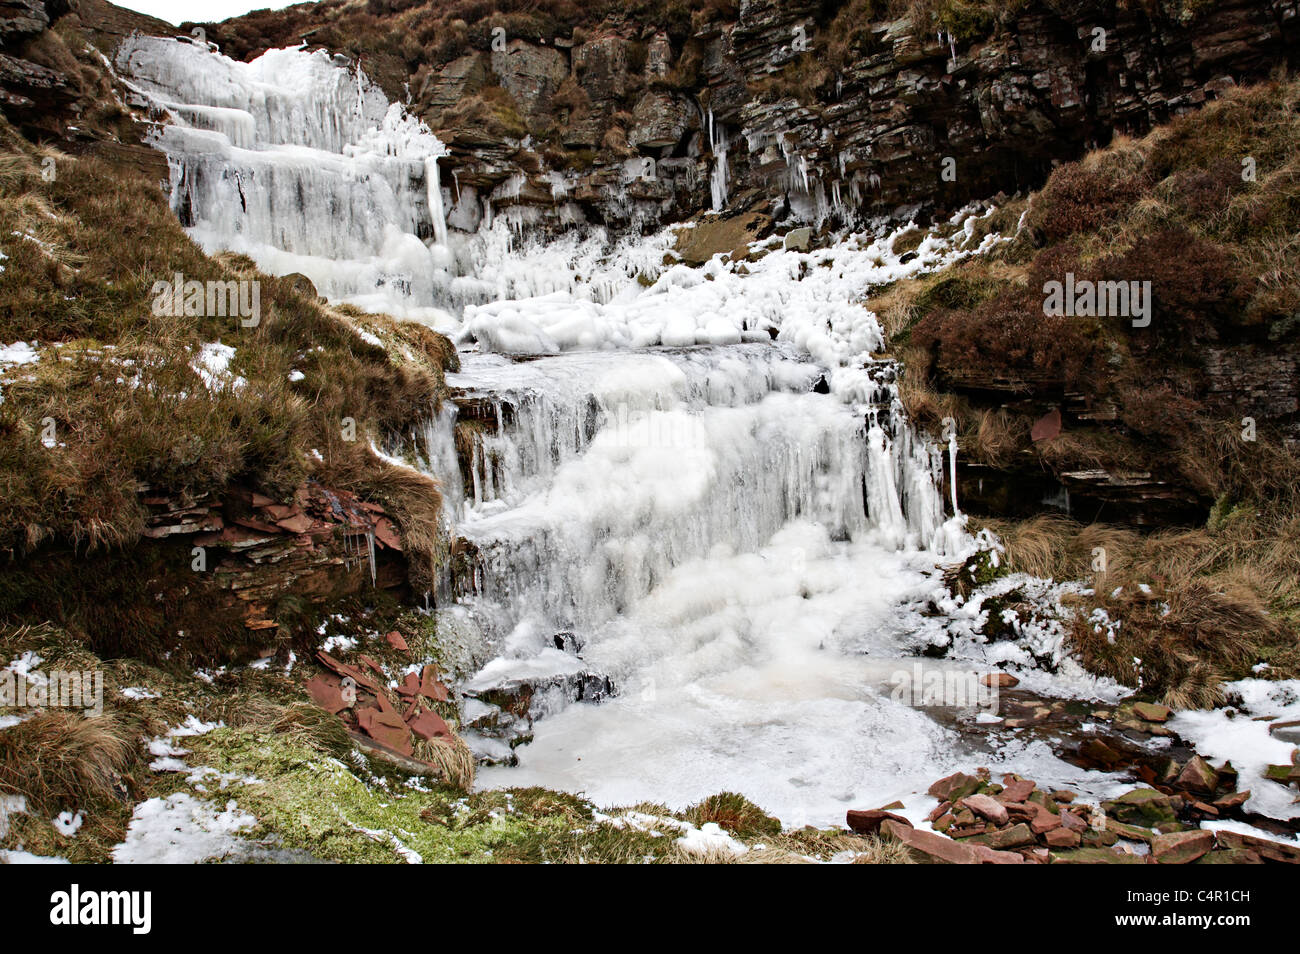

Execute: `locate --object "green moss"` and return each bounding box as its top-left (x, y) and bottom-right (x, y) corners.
top-left (913, 271), bottom-right (1001, 315)
top-left (178, 729), bottom-right (695, 864)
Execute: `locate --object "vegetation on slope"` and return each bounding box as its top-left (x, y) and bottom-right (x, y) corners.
top-left (877, 77), bottom-right (1300, 705)
top-left (0, 615), bottom-right (909, 864)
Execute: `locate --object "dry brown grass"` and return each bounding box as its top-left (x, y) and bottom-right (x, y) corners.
top-left (0, 711), bottom-right (138, 817)
top-left (978, 466), bottom-right (1300, 708)
top-left (414, 735), bottom-right (477, 792)
top-left (897, 346), bottom-right (961, 433)
top-left (970, 408), bottom-right (1021, 468)
top-left (871, 277), bottom-right (927, 342)
top-left (981, 514), bottom-right (1139, 581)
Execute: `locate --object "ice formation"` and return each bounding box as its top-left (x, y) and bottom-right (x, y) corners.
top-left (116, 35), bottom-right (452, 317)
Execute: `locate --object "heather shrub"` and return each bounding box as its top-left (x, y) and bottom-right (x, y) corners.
top-left (1027, 150), bottom-right (1149, 243)
top-left (913, 286), bottom-right (1098, 393)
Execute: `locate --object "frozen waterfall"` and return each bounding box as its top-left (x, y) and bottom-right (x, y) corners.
top-left (116, 35), bottom-right (451, 317)
top-left (113, 37), bottom-right (1043, 825)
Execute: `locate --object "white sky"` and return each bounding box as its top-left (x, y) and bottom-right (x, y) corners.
top-left (113, 1), bottom-right (299, 26)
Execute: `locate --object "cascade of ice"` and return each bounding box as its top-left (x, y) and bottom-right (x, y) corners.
top-left (437, 339), bottom-right (977, 818)
top-left (116, 36), bottom-right (450, 318)
top-left (437, 344), bottom-right (956, 646)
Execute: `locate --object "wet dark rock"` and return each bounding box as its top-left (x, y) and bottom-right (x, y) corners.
top-left (190, 0), bottom-right (1296, 238)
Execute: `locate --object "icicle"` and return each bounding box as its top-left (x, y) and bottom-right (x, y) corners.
top-left (948, 430), bottom-right (961, 516)
top-left (706, 108), bottom-right (729, 212)
top-left (426, 155), bottom-right (448, 246)
top-left (366, 530), bottom-right (377, 586)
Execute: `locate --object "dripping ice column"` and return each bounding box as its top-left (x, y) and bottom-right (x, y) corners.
top-left (707, 109), bottom-right (729, 212)
top-left (426, 156), bottom-right (448, 247)
top-left (948, 430), bottom-right (961, 516)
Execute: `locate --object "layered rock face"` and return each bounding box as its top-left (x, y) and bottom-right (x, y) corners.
top-left (202, 0), bottom-right (1297, 236)
top-left (0, 0), bottom-right (70, 114)
top-left (0, 0), bottom-right (171, 144)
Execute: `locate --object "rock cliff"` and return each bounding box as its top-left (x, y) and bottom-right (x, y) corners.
top-left (194, 0), bottom-right (1299, 236)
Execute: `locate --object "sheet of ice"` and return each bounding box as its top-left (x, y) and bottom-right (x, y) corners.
top-left (1169, 679), bottom-right (1300, 819)
top-left (459, 215), bottom-right (1001, 361)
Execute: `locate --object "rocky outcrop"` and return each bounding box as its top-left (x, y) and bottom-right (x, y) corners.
top-left (0, 0), bottom-right (54, 43)
top-left (193, 0), bottom-right (1297, 238)
top-left (0, 0), bottom-right (70, 116)
top-left (140, 482), bottom-right (410, 637)
top-left (859, 763), bottom-right (1300, 863)
top-left (0, 49), bottom-right (66, 111)
top-left (0, 0), bottom-right (171, 138)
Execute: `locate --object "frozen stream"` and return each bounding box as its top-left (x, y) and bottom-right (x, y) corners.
top-left (438, 347), bottom-right (1119, 826)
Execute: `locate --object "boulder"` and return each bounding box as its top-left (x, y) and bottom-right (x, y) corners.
top-left (1106, 818), bottom-right (1156, 844)
top-left (674, 212), bottom-right (772, 267)
top-left (1212, 790), bottom-right (1250, 812)
top-left (1045, 828), bottom-right (1081, 849)
top-left (927, 771), bottom-right (982, 802)
top-left (1105, 788), bottom-right (1176, 827)
top-left (1027, 802), bottom-right (1063, 834)
top-left (1132, 701), bottom-right (1173, 722)
top-left (880, 819), bottom-right (980, 864)
top-left (1175, 755), bottom-right (1219, 794)
top-left (1000, 777), bottom-right (1035, 802)
top-left (782, 227), bottom-right (812, 252)
top-left (964, 822), bottom-right (1035, 850)
top-left (1152, 829), bottom-right (1214, 864)
top-left (282, 272), bottom-right (318, 301)
top-left (846, 809), bottom-right (912, 835)
top-left (961, 793), bottom-right (1009, 826)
